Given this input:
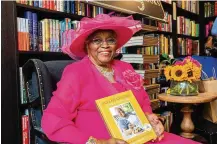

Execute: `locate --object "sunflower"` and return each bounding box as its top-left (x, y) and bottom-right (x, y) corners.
top-left (164, 66), bottom-right (172, 80)
top-left (192, 66), bottom-right (202, 79)
top-left (171, 65), bottom-right (188, 81)
top-left (183, 63), bottom-right (201, 82)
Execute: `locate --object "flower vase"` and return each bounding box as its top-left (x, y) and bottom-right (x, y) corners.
top-left (170, 81), bottom-right (198, 96)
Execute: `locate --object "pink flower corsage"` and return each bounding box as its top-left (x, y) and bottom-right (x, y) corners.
top-left (122, 69), bottom-right (144, 90)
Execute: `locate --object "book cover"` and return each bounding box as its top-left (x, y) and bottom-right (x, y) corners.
top-left (95, 90), bottom-right (157, 144)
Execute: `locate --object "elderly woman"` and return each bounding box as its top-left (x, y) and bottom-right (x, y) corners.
top-left (41, 14), bottom-right (200, 144)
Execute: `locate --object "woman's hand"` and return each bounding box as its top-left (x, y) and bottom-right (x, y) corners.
top-left (146, 113), bottom-right (165, 142)
top-left (97, 138), bottom-right (128, 144)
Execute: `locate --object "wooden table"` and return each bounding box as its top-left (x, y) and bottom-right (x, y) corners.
top-left (158, 92), bottom-right (217, 139)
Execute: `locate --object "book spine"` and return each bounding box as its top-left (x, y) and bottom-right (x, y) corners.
top-left (71, 1), bottom-right (75, 14)
top-left (32, 13), bottom-right (38, 51)
top-left (56, 20), bottom-right (60, 52)
top-left (56, 0), bottom-right (60, 11)
top-left (22, 115), bottom-right (29, 144)
top-left (42, 20), bottom-right (46, 51)
top-left (49, 19), bottom-right (53, 52)
top-left (45, 19), bottom-right (50, 51)
top-left (67, 0), bottom-right (70, 13)
top-left (24, 11), bottom-right (33, 51)
top-left (38, 21), bottom-right (43, 51)
top-left (19, 67), bottom-right (24, 104)
top-left (60, 0), bottom-right (64, 12)
top-left (38, 0), bottom-right (42, 8)
top-left (33, 1), bottom-right (39, 7)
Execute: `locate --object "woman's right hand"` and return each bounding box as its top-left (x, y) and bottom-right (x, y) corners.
top-left (97, 138), bottom-right (128, 144)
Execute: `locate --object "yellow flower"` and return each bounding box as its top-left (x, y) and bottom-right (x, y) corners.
top-left (164, 66), bottom-right (172, 80)
top-left (171, 65), bottom-right (188, 81)
top-left (166, 88), bottom-right (170, 94)
top-left (192, 66), bottom-right (201, 79)
top-left (184, 63), bottom-right (201, 82)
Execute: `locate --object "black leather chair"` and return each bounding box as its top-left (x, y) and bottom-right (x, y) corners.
top-left (22, 59), bottom-right (75, 144)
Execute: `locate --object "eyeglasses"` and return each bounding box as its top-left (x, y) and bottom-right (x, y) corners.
top-left (91, 38), bottom-right (117, 46)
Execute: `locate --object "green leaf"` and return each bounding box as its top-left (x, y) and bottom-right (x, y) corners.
top-left (162, 53), bottom-right (169, 59)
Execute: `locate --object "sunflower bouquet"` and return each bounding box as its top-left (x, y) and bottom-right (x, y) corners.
top-left (164, 56), bottom-right (202, 96)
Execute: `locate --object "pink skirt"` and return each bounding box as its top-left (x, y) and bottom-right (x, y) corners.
top-left (147, 132), bottom-right (201, 144)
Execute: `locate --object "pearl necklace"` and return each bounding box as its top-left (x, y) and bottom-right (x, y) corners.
top-left (96, 65), bottom-right (114, 78)
top-left (89, 58), bottom-right (114, 80)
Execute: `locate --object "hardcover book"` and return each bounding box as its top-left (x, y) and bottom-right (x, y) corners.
top-left (95, 90), bottom-right (157, 144)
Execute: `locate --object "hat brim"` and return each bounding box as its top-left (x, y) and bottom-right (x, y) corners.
top-left (69, 26), bottom-right (133, 58)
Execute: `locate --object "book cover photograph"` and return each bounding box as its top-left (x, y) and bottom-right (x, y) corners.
top-left (95, 90), bottom-right (157, 144)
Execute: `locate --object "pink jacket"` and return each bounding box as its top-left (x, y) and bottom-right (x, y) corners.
top-left (41, 56), bottom-right (152, 143)
top-left (41, 56), bottom-right (200, 144)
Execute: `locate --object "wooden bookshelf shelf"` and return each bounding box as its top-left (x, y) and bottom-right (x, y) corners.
top-left (204, 16), bottom-right (216, 23)
top-left (177, 34), bottom-right (199, 40)
top-left (16, 3), bottom-right (84, 20)
top-left (177, 6), bottom-right (199, 21)
top-left (136, 30), bottom-right (172, 36)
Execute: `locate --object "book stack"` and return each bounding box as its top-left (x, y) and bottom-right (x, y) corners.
top-left (121, 34), bottom-right (161, 111)
top-left (121, 54), bottom-right (159, 65)
top-left (123, 35), bottom-right (159, 47)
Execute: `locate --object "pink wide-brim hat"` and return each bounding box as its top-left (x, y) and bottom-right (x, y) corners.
top-left (61, 14), bottom-right (142, 60)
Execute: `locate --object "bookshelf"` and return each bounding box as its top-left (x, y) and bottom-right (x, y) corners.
top-left (2, 1), bottom-right (216, 143)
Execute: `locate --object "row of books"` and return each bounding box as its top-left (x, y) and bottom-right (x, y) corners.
top-left (121, 34), bottom-right (173, 57)
top-left (176, 1), bottom-right (199, 14)
top-left (177, 16), bottom-right (199, 37)
top-left (17, 12), bottom-right (79, 52)
top-left (120, 46), bottom-right (160, 56)
top-left (158, 12), bottom-right (172, 32)
top-left (16, 0), bottom-right (111, 18)
top-left (204, 2), bottom-right (217, 18)
top-left (177, 38), bottom-right (199, 56)
top-left (159, 35), bottom-right (173, 56)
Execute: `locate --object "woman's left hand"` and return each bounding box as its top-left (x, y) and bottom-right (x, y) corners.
top-left (146, 113), bottom-right (164, 142)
